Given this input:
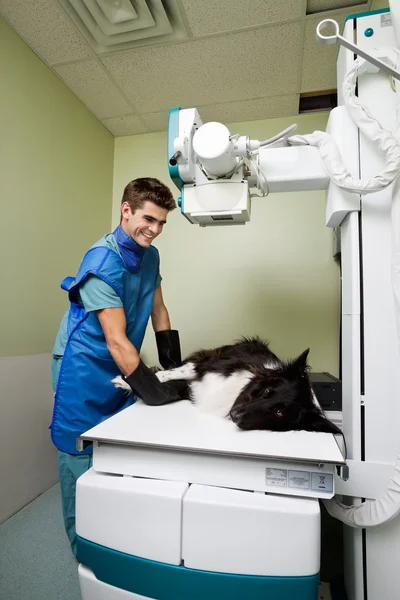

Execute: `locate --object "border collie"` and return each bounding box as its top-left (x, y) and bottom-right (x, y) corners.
top-left (113, 337), bottom-right (341, 435)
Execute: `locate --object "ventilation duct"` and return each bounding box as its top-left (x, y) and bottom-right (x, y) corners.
top-left (299, 91), bottom-right (338, 113)
top-left (57, 0), bottom-right (188, 53)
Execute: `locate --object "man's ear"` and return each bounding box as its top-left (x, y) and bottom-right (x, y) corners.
top-left (121, 201), bottom-right (132, 220)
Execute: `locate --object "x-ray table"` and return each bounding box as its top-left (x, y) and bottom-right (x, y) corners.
top-left (75, 401), bottom-right (346, 600)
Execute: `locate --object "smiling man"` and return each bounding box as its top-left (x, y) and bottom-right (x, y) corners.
top-left (50, 178), bottom-right (187, 556)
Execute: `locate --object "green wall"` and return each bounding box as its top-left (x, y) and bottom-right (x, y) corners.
top-left (0, 11), bottom-right (341, 375)
top-left (0, 17), bottom-right (114, 357)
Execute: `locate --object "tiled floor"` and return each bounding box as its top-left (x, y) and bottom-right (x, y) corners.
top-left (0, 484), bottom-right (81, 600)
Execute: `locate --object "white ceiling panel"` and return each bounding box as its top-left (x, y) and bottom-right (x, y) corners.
top-left (0, 0), bottom-right (93, 64)
top-left (307, 0), bottom-right (367, 14)
top-left (141, 95), bottom-right (301, 133)
top-left (141, 111), bottom-right (171, 132)
top-left (301, 11), bottom-right (348, 92)
top-left (101, 114), bottom-right (149, 136)
top-left (180, 0), bottom-right (303, 36)
top-left (1, 0), bottom-right (382, 136)
top-left (54, 59), bottom-right (133, 119)
top-left (198, 95), bottom-right (301, 125)
top-left (102, 22), bottom-right (302, 113)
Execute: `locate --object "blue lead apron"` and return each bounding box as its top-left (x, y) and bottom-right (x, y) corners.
top-left (50, 240), bottom-right (159, 455)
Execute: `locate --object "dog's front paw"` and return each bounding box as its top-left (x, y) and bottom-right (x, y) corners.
top-left (155, 370), bottom-right (169, 383)
top-left (111, 376), bottom-right (131, 392)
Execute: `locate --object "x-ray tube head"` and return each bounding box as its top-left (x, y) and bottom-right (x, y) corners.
top-left (193, 122), bottom-right (238, 177)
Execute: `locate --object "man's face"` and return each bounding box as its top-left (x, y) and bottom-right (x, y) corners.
top-left (121, 200), bottom-right (168, 248)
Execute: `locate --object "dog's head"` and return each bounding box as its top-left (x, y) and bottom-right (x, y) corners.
top-left (229, 349), bottom-right (341, 434)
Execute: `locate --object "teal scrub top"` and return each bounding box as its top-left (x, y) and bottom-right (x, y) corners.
top-left (51, 232), bottom-right (162, 389)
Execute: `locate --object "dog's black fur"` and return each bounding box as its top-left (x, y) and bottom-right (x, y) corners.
top-left (184, 337), bottom-right (341, 435)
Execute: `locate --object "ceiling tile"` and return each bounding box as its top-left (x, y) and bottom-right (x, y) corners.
top-left (54, 59), bottom-right (133, 119)
top-left (307, 0), bottom-right (367, 14)
top-left (0, 0), bottom-right (92, 64)
top-left (198, 95), bottom-right (300, 124)
top-left (301, 12), bottom-right (347, 92)
top-left (141, 111), bottom-right (171, 132)
top-left (101, 115), bottom-right (150, 136)
top-left (140, 95), bottom-right (300, 134)
top-left (102, 22), bottom-right (302, 113)
top-left (181, 0), bottom-right (303, 36)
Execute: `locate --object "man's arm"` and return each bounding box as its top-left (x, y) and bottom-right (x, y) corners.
top-left (97, 307), bottom-right (140, 376)
top-left (151, 286), bottom-right (182, 369)
top-left (98, 297), bottom-right (187, 405)
top-left (151, 286), bottom-right (171, 332)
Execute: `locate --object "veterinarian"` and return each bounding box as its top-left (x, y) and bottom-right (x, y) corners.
top-left (50, 177), bottom-right (187, 556)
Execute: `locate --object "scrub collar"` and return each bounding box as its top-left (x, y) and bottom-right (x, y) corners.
top-left (113, 225), bottom-right (147, 274)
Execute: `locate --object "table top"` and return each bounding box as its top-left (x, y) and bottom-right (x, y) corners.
top-left (80, 400), bottom-right (345, 464)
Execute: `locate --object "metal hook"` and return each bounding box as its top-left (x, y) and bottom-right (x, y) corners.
top-left (316, 19), bottom-right (340, 45)
top-left (316, 18), bottom-right (400, 81)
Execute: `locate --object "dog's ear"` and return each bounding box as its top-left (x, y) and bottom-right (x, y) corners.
top-left (294, 348), bottom-right (310, 369)
top-left (286, 348), bottom-right (310, 378)
top-left (301, 408), bottom-right (342, 434)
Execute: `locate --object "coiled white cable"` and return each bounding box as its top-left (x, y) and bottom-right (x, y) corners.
top-left (288, 48), bottom-right (400, 194)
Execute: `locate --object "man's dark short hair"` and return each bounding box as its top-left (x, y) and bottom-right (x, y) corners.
top-left (121, 178), bottom-right (176, 213)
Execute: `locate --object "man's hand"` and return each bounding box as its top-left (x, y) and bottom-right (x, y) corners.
top-left (155, 330), bottom-right (182, 369)
top-left (122, 360), bottom-right (189, 405)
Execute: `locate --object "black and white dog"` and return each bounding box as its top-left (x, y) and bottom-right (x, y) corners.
top-left (113, 337), bottom-right (341, 435)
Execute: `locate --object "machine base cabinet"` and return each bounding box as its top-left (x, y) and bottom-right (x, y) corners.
top-left (77, 471), bottom-right (321, 600)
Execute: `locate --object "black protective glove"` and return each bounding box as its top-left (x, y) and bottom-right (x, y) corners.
top-left (124, 359), bottom-right (189, 406)
top-left (155, 329), bottom-right (182, 369)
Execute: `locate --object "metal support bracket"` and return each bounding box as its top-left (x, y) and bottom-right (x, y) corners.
top-left (334, 459), bottom-right (394, 500)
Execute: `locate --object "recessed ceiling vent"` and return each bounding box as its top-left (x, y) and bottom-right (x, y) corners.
top-left (299, 91), bottom-right (338, 113)
top-left (57, 0), bottom-right (188, 53)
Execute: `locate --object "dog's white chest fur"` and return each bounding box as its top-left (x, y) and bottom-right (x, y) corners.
top-left (190, 371), bottom-right (253, 417)
top-left (112, 365), bottom-right (253, 418)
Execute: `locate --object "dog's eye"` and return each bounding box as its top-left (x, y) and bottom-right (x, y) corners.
top-left (275, 409), bottom-right (283, 417)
